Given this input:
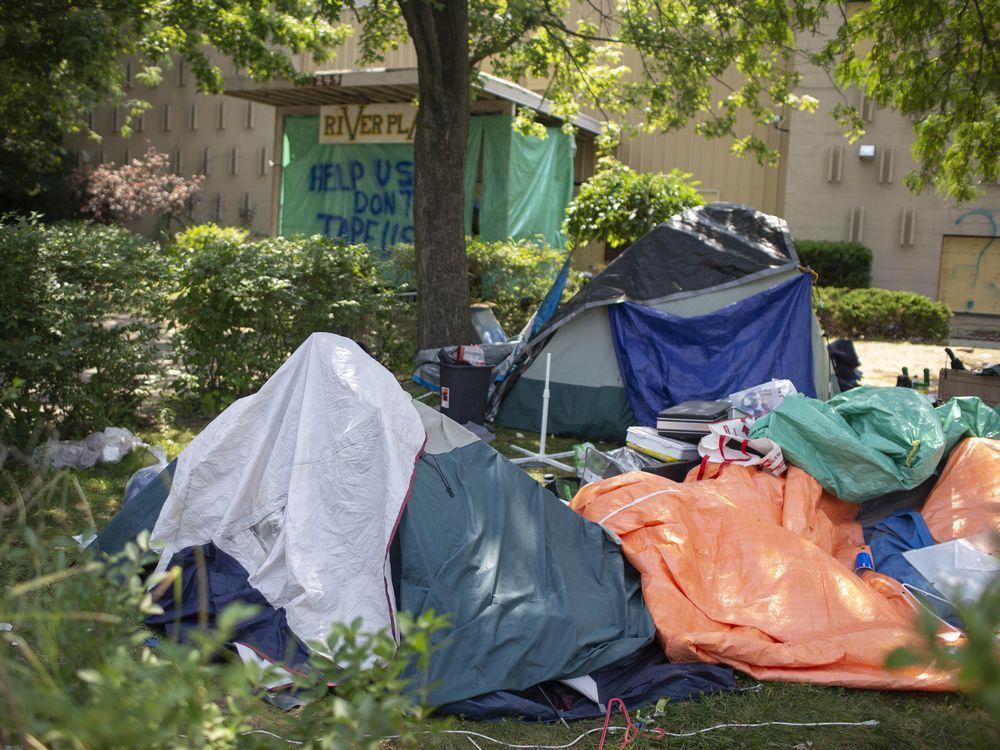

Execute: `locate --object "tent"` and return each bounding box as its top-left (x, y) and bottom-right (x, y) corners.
top-left (92, 333), bottom-right (734, 710)
top-left (489, 203), bottom-right (832, 442)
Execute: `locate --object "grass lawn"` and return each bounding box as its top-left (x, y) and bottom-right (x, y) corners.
top-left (1, 401), bottom-right (998, 748)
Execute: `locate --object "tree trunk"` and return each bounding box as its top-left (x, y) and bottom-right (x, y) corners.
top-left (399, 0), bottom-right (472, 349)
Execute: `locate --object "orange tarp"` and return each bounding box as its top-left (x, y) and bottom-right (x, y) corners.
top-left (572, 465), bottom-right (953, 691)
top-left (921, 437), bottom-right (1000, 543)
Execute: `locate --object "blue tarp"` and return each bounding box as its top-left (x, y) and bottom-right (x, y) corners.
top-left (437, 645), bottom-right (734, 722)
top-left (863, 511), bottom-right (958, 625)
top-left (608, 273), bottom-right (816, 427)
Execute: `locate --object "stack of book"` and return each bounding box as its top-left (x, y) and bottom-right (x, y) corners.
top-left (656, 400), bottom-right (732, 442)
top-left (626, 426), bottom-right (700, 462)
top-left (626, 400), bottom-right (732, 464)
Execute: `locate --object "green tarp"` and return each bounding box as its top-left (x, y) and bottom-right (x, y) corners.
top-left (750, 388), bottom-right (1000, 503)
top-left (279, 114), bottom-right (572, 251)
top-left (479, 115), bottom-right (573, 248)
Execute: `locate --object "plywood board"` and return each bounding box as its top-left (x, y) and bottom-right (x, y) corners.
top-left (939, 235), bottom-right (1000, 315)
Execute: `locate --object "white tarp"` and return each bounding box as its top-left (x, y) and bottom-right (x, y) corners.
top-left (151, 333), bottom-right (426, 652)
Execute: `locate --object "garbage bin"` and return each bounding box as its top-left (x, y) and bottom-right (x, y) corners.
top-left (439, 363), bottom-right (493, 425)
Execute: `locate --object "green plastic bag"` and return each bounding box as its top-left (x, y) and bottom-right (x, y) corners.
top-left (749, 387), bottom-right (945, 503)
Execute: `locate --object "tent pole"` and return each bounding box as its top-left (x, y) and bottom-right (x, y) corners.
top-left (538, 353), bottom-right (551, 456)
top-left (510, 352), bottom-right (574, 473)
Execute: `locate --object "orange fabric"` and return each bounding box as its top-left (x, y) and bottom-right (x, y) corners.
top-left (572, 466), bottom-right (953, 691)
top-left (921, 438), bottom-right (1000, 543)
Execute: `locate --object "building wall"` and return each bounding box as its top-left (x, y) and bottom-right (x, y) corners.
top-left (64, 55), bottom-right (276, 237)
top-left (783, 26), bottom-right (1000, 311)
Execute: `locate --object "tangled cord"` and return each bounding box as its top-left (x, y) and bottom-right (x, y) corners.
top-left (237, 704), bottom-right (880, 748)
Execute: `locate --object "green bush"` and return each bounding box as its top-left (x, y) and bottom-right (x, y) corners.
top-left (815, 286), bottom-right (952, 343)
top-left (467, 238), bottom-right (583, 334)
top-left (563, 157), bottom-right (704, 250)
top-left (377, 239), bottom-right (583, 342)
top-left (0, 518), bottom-right (445, 748)
top-left (169, 226), bottom-right (412, 409)
top-left (796, 240), bottom-right (873, 288)
top-left (0, 218), bottom-right (167, 447)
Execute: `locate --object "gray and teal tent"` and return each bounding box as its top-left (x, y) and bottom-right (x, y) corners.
top-left (489, 203), bottom-right (833, 442)
top-left (92, 333), bottom-right (733, 711)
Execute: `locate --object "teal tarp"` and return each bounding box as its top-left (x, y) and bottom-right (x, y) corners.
top-left (937, 395), bottom-right (1000, 453)
top-left (479, 115), bottom-right (573, 248)
top-left (750, 388), bottom-right (1000, 503)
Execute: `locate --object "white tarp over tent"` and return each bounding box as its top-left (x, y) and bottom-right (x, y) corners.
top-left (151, 333), bottom-right (426, 651)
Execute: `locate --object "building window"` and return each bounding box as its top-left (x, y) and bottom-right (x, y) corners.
top-left (245, 101), bottom-right (255, 129)
top-left (189, 102), bottom-right (199, 131)
top-left (177, 58), bottom-right (187, 86)
top-left (217, 101), bottom-right (227, 130)
top-left (230, 146), bottom-right (240, 176)
top-left (162, 103), bottom-right (173, 131)
top-left (258, 145), bottom-right (269, 176)
top-left (173, 147), bottom-right (184, 176)
top-left (202, 146), bottom-right (212, 176)
top-left (214, 193), bottom-right (224, 222)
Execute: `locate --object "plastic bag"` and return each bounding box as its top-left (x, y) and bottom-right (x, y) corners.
top-left (749, 387), bottom-right (945, 503)
top-left (697, 416), bottom-right (786, 476)
top-left (35, 427), bottom-right (147, 469)
top-left (581, 444), bottom-right (665, 484)
top-left (727, 379), bottom-right (797, 418)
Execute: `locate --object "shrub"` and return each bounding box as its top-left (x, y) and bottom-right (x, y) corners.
top-left (169, 226), bottom-right (411, 409)
top-left (79, 144), bottom-right (204, 231)
top-left (0, 517), bottom-right (445, 748)
top-left (796, 240), bottom-right (873, 288)
top-left (467, 238), bottom-right (584, 334)
top-left (379, 240), bottom-right (583, 340)
top-left (0, 217), bottom-right (166, 447)
top-left (563, 157), bottom-right (704, 250)
top-left (815, 286), bottom-right (952, 343)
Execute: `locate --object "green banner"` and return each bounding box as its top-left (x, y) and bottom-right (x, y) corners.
top-left (281, 116), bottom-right (415, 251)
top-left (280, 114), bottom-right (573, 252)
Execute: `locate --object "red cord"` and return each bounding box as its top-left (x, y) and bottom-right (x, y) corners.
top-left (597, 697), bottom-right (666, 749)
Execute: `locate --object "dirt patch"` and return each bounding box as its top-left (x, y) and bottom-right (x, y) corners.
top-left (852, 340), bottom-right (999, 389)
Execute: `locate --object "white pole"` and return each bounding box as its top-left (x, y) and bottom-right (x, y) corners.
top-left (538, 352), bottom-right (552, 456)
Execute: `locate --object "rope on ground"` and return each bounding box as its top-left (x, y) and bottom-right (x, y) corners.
top-left (237, 715), bottom-right (881, 748)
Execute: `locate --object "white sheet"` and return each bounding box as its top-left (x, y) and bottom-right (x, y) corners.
top-left (151, 333), bottom-right (425, 654)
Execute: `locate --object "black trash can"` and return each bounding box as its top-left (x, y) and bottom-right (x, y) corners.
top-left (439, 363), bottom-right (493, 425)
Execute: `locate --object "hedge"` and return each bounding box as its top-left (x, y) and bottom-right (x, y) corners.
top-left (797, 240), bottom-right (873, 288)
top-left (0, 218), bottom-right (167, 446)
top-left (815, 286), bottom-right (952, 343)
top-left (168, 225), bottom-right (412, 411)
top-left (377, 238), bottom-right (584, 337)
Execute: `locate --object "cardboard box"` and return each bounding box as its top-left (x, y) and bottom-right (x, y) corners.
top-left (938, 368), bottom-right (1000, 404)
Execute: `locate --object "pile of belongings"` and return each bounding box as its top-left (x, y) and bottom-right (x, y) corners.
top-left (93, 333), bottom-right (1000, 719)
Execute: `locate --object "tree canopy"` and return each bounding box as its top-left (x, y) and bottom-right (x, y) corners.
top-left (2, 1), bottom-right (997, 344)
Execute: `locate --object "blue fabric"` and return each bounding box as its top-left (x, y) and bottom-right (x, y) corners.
top-left (147, 543), bottom-right (310, 667)
top-left (608, 274), bottom-right (816, 427)
top-left (437, 645), bottom-right (735, 722)
top-left (863, 511), bottom-right (958, 624)
top-left (526, 256), bottom-right (572, 341)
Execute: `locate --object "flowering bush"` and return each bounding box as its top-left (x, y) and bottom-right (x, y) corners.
top-left (79, 144), bottom-right (203, 227)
